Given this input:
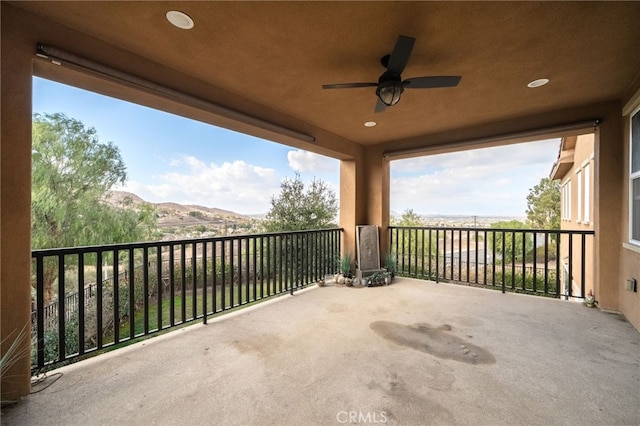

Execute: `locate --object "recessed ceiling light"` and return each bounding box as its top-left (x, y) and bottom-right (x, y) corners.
top-left (364, 121), bottom-right (377, 127)
top-left (527, 78), bottom-right (549, 88)
top-left (166, 11), bottom-right (194, 29)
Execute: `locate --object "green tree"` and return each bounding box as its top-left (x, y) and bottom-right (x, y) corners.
top-left (260, 173), bottom-right (338, 287)
top-left (397, 209), bottom-right (424, 226)
top-left (489, 220), bottom-right (532, 263)
top-left (392, 210), bottom-right (436, 277)
top-left (32, 113), bottom-right (157, 302)
top-left (526, 177), bottom-right (560, 229)
top-left (262, 172), bottom-right (337, 232)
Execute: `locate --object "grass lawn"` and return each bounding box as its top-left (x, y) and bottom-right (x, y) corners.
top-left (109, 280), bottom-right (297, 344)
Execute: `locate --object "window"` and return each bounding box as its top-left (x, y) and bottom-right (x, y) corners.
top-left (583, 162), bottom-right (590, 223)
top-left (631, 107), bottom-right (640, 243)
top-left (561, 179), bottom-right (571, 221)
top-left (576, 169), bottom-right (582, 223)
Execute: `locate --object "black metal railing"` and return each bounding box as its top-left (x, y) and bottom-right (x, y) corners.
top-left (31, 228), bottom-right (342, 371)
top-left (388, 226), bottom-right (594, 299)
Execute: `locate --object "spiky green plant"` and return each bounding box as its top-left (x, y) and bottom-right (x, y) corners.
top-left (384, 253), bottom-right (397, 276)
top-left (339, 252), bottom-right (353, 277)
top-left (1, 324), bottom-right (31, 405)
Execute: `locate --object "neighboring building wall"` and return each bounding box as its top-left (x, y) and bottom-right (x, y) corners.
top-left (620, 91), bottom-right (640, 329)
top-left (552, 134), bottom-right (595, 300)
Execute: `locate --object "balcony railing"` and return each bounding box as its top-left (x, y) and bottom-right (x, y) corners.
top-left (389, 226), bottom-right (594, 299)
top-left (30, 225), bottom-right (593, 373)
top-left (31, 228), bottom-right (342, 372)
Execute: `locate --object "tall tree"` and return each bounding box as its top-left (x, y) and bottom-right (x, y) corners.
top-left (262, 172), bottom-right (337, 232)
top-left (396, 209), bottom-right (424, 226)
top-left (392, 209), bottom-right (435, 276)
top-left (32, 113), bottom-right (157, 302)
top-left (526, 177), bottom-right (560, 229)
top-left (489, 220), bottom-right (533, 263)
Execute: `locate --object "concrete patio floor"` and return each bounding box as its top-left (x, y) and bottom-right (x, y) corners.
top-left (3, 278), bottom-right (639, 425)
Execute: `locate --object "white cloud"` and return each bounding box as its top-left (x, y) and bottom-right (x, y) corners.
top-left (394, 139), bottom-right (560, 174)
top-left (119, 139), bottom-right (558, 217)
top-left (287, 149), bottom-right (337, 173)
top-left (122, 156), bottom-right (281, 214)
top-left (390, 139), bottom-right (561, 217)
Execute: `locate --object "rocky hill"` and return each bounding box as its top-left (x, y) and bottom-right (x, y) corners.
top-left (106, 190), bottom-right (258, 239)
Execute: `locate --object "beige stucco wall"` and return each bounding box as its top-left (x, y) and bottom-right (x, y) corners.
top-left (619, 248), bottom-right (640, 328)
top-left (340, 156), bottom-right (366, 257)
top-left (363, 146), bottom-right (391, 254)
top-left (619, 91), bottom-right (640, 330)
top-left (1, 4), bottom-right (36, 401)
top-left (558, 134), bottom-right (595, 299)
top-left (594, 110), bottom-right (624, 312)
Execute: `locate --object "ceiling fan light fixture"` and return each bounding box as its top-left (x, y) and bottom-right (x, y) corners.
top-left (376, 81), bottom-right (404, 106)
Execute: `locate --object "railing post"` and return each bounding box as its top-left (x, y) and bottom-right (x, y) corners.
top-left (253, 236), bottom-right (258, 301)
top-left (580, 233), bottom-right (586, 298)
top-left (532, 233), bottom-right (537, 294)
top-left (36, 255), bottom-right (45, 368)
top-left (491, 231), bottom-right (496, 287)
top-left (501, 231), bottom-right (506, 294)
top-left (128, 248), bottom-right (135, 340)
top-left (113, 249), bottom-right (120, 344)
top-left (511, 230), bottom-right (516, 290)
top-left (568, 234), bottom-right (573, 299)
top-left (435, 229), bottom-right (440, 283)
top-left (555, 232), bottom-right (561, 298)
top-left (191, 242), bottom-right (197, 321)
top-left (202, 241), bottom-right (208, 324)
top-left (465, 229), bottom-right (470, 283)
top-left (543, 232), bottom-right (549, 295)
top-left (57, 254), bottom-right (66, 363)
top-left (78, 253), bottom-right (85, 356)
top-left (156, 247), bottom-right (162, 331)
top-left (213, 240), bottom-right (218, 313)
top-left (421, 228), bottom-right (426, 279)
top-left (143, 248), bottom-right (150, 333)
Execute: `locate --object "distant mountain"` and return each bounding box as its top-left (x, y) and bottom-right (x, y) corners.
top-left (104, 190), bottom-right (146, 207)
top-left (105, 190), bottom-right (255, 230)
top-left (154, 201), bottom-right (250, 220)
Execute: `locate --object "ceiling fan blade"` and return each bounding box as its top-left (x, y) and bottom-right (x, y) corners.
top-left (374, 98), bottom-right (387, 113)
top-left (322, 82), bottom-right (378, 89)
top-left (402, 76), bottom-right (462, 88)
top-left (386, 35), bottom-right (415, 75)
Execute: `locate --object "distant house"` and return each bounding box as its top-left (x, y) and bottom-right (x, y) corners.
top-left (549, 134), bottom-right (595, 300)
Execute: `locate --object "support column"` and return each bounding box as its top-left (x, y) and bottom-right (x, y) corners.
top-left (1, 4), bottom-right (35, 400)
top-left (594, 105), bottom-right (623, 310)
top-left (339, 145), bottom-right (390, 267)
top-left (339, 156), bottom-right (366, 257)
top-left (363, 146), bottom-right (391, 255)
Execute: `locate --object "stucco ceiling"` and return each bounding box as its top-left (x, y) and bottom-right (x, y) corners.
top-left (11, 1), bottom-right (640, 148)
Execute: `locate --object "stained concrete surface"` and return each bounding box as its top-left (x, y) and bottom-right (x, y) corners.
top-left (3, 278), bottom-right (639, 425)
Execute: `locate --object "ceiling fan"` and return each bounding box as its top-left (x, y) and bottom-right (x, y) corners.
top-left (322, 35), bottom-right (461, 113)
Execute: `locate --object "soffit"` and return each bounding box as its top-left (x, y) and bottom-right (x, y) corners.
top-left (12, 1), bottom-right (640, 146)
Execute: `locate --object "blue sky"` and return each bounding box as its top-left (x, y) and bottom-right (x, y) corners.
top-left (33, 77), bottom-right (560, 217)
